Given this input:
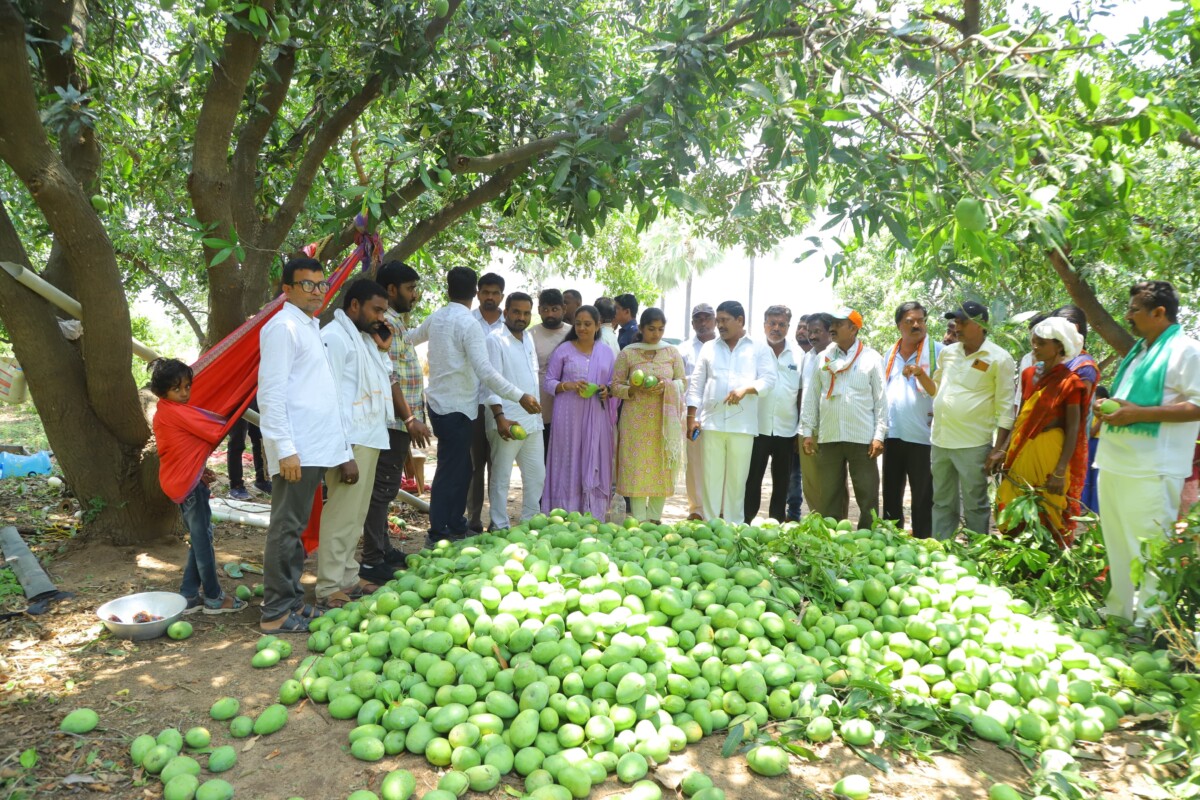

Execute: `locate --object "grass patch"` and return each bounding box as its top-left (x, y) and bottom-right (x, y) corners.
top-left (0, 404), bottom-right (49, 452)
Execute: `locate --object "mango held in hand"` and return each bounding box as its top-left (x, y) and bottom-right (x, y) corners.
top-left (1098, 398), bottom-right (1120, 415)
top-left (510, 424), bottom-right (527, 441)
top-left (630, 369), bottom-right (646, 386)
top-left (579, 382), bottom-right (599, 398)
top-left (641, 374), bottom-right (659, 389)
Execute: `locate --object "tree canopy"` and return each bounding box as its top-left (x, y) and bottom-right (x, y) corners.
top-left (1, 0), bottom-right (1197, 540)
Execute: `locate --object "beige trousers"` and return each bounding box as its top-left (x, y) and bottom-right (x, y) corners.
top-left (685, 435), bottom-right (704, 515)
top-left (316, 444), bottom-right (380, 600)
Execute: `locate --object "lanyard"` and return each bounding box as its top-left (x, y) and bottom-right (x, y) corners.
top-left (824, 341), bottom-right (864, 399)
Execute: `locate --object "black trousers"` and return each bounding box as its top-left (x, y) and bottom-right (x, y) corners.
top-left (429, 410), bottom-right (474, 538)
top-left (362, 427), bottom-right (411, 563)
top-left (226, 401), bottom-right (265, 488)
top-left (467, 406), bottom-right (491, 529)
top-left (882, 438), bottom-right (933, 539)
top-left (744, 434), bottom-right (795, 522)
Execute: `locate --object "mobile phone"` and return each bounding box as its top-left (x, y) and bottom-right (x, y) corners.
top-left (372, 321), bottom-right (392, 343)
top-left (690, 428), bottom-right (700, 441)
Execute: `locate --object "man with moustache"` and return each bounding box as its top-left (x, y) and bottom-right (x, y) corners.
top-left (880, 301), bottom-right (942, 538)
top-left (406, 268), bottom-right (540, 542)
top-left (796, 313), bottom-right (835, 518)
top-left (531, 289), bottom-right (572, 456)
top-left (686, 301), bottom-right (776, 523)
top-left (467, 272), bottom-right (506, 533)
top-left (745, 305), bottom-right (801, 522)
top-left (1094, 280), bottom-right (1200, 627)
top-left (681, 303), bottom-right (717, 520)
top-left (801, 309), bottom-right (887, 530)
top-left (485, 292), bottom-right (546, 530)
top-left (361, 261), bottom-right (431, 582)
top-left (257, 257), bottom-right (353, 633)
top-left (315, 279), bottom-right (394, 608)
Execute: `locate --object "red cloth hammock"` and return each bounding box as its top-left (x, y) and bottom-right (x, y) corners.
top-left (179, 242), bottom-right (368, 552)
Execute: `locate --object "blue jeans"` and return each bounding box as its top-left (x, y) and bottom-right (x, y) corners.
top-left (429, 409), bottom-right (474, 538)
top-left (179, 483), bottom-right (222, 601)
top-left (785, 450), bottom-right (803, 520)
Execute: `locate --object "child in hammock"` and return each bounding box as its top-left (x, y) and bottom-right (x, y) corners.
top-left (150, 359), bottom-right (246, 615)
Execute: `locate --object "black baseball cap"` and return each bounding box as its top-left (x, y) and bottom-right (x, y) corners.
top-left (944, 301), bottom-right (989, 325)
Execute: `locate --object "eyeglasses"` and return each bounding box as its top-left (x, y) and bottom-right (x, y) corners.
top-left (287, 279), bottom-right (330, 293)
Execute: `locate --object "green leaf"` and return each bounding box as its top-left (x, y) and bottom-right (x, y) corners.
top-left (550, 158), bottom-right (572, 193)
top-left (210, 247), bottom-right (234, 266)
top-left (1074, 71), bottom-right (1099, 112)
top-left (721, 722), bottom-right (745, 757)
top-left (665, 188), bottom-right (709, 215)
top-left (19, 748), bottom-right (38, 769)
top-left (202, 237), bottom-right (230, 249)
top-left (822, 108), bottom-right (861, 122)
top-left (740, 79), bottom-right (774, 104)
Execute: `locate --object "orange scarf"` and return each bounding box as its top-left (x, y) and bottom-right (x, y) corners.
top-left (823, 341), bottom-right (864, 399)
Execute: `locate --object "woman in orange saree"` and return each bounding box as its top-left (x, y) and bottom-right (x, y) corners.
top-left (997, 318), bottom-right (1088, 545)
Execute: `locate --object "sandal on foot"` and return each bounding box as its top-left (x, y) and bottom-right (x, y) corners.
top-left (259, 610), bottom-right (309, 634)
top-left (292, 603), bottom-right (322, 620)
top-left (182, 595), bottom-right (204, 616)
top-left (345, 581), bottom-right (378, 600)
top-left (317, 591), bottom-right (353, 611)
top-left (203, 593), bottom-right (248, 615)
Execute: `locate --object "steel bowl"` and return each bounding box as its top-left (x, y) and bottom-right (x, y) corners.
top-left (96, 591), bottom-right (187, 641)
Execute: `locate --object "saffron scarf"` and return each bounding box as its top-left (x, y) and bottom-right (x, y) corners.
top-left (152, 399), bottom-right (228, 504)
top-left (884, 337), bottom-right (937, 390)
top-left (823, 341), bottom-right (864, 399)
top-left (1106, 324), bottom-right (1181, 438)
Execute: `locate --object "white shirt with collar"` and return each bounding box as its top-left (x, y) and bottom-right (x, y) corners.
top-left (800, 339), bottom-right (888, 445)
top-left (474, 308), bottom-right (506, 404)
top-left (320, 312), bottom-right (392, 451)
top-left (685, 335), bottom-right (777, 436)
top-left (757, 341), bottom-right (801, 437)
top-left (682, 336), bottom-right (710, 378)
top-left (484, 326), bottom-right (545, 434)
top-left (258, 302), bottom-right (352, 476)
top-left (406, 302), bottom-right (525, 420)
top-left (931, 338), bottom-right (1017, 450)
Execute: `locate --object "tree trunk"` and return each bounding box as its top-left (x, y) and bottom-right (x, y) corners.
top-left (1047, 248), bottom-right (1134, 356)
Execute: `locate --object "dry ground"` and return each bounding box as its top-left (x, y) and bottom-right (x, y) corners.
top-left (0, 447), bottom-right (1172, 800)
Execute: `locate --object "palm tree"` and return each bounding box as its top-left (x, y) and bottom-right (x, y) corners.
top-left (639, 217), bottom-right (724, 323)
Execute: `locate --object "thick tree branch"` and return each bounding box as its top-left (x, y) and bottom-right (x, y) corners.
top-left (1047, 247), bottom-right (1134, 355)
top-left (384, 163), bottom-right (528, 263)
top-left (0, 0), bottom-right (146, 446)
top-left (232, 46), bottom-right (296, 242)
top-left (1179, 131), bottom-right (1200, 150)
top-left (259, 76), bottom-right (384, 251)
top-left (425, 0), bottom-right (464, 44)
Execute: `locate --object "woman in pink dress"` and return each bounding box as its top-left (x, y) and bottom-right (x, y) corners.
top-left (542, 306), bottom-right (618, 518)
top-left (612, 308), bottom-right (685, 522)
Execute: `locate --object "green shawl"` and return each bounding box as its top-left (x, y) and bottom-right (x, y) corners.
top-left (1106, 323), bottom-right (1181, 438)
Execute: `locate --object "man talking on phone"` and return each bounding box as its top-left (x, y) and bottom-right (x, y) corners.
top-left (314, 279), bottom-right (396, 610)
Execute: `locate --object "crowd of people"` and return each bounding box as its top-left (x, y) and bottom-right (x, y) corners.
top-left (150, 260), bottom-right (1200, 636)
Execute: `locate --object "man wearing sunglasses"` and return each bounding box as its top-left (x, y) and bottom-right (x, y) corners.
top-left (257, 258), bottom-right (353, 634)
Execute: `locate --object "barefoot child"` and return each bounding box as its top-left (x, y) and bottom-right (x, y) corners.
top-left (150, 359), bottom-right (246, 615)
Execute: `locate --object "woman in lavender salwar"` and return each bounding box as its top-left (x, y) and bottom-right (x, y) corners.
top-left (542, 305), bottom-right (618, 518)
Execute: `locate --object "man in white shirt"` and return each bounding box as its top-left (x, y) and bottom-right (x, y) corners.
top-left (686, 300), bottom-right (776, 523)
top-left (881, 301), bottom-right (943, 538)
top-left (801, 308), bottom-right (887, 530)
top-left (467, 272), bottom-right (506, 533)
top-left (681, 303), bottom-right (717, 520)
top-left (530, 289), bottom-right (571, 457)
top-left (485, 292), bottom-right (546, 530)
top-left (797, 313), bottom-right (835, 518)
top-left (316, 280), bottom-right (393, 607)
top-left (744, 305), bottom-right (801, 522)
top-left (258, 258), bottom-right (353, 634)
top-left (407, 268), bottom-right (540, 541)
top-left (926, 301), bottom-right (1016, 540)
top-left (1094, 280), bottom-right (1200, 626)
